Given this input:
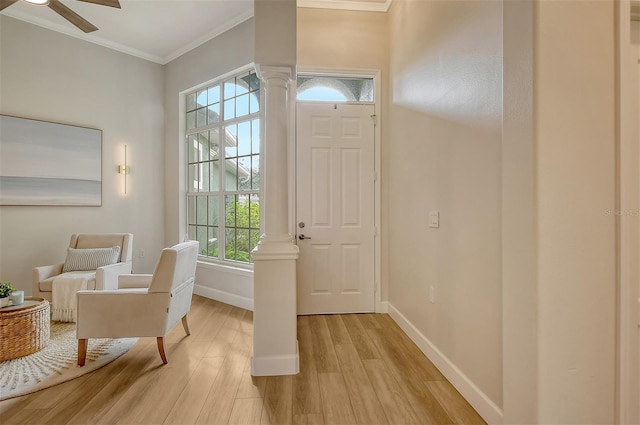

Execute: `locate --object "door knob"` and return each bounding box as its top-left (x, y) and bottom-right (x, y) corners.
top-left (298, 234), bottom-right (312, 240)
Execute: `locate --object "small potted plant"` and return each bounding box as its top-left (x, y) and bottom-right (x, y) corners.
top-left (0, 282), bottom-right (16, 307)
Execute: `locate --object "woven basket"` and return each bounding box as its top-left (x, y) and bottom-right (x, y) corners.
top-left (0, 298), bottom-right (50, 362)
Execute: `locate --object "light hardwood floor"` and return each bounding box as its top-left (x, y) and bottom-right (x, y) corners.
top-left (0, 296), bottom-right (486, 425)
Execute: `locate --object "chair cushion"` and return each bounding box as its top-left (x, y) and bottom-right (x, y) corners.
top-left (62, 246), bottom-right (121, 272)
top-left (39, 271), bottom-right (97, 292)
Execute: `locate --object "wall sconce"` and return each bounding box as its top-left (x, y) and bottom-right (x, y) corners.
top-left (118, 144), bottom-right (130, 195)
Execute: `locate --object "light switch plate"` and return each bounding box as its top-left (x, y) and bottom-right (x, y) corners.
top-left (429, 210), bottom-right (439, 228)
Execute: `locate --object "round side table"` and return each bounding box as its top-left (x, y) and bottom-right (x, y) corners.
top-left (0, 297), bottom-right (50, 361)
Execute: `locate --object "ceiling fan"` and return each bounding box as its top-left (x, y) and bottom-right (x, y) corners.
top-left (0, 0), bottom-right (120, 33)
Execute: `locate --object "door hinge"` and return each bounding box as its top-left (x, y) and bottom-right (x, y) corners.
top-left (374, 227), bottom-right (378, 237)
top-left (370, 114), bottom-right (377, 127)
top-left (374, 171), bottom-right (378, 182)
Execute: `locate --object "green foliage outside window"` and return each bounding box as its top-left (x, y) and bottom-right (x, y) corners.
top-left (203, 198), bottom-right (260, 263)
top-left (187, 68), bottom-right (260, 265)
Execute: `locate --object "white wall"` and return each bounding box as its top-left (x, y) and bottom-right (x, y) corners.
top-left (534, 1), bottom-right (617, 422)
top-left (387, 0), bottom-right (503, 421)
top-left (163, 19), bottom-right (255, 308)
top-left (0, 17), bottom-right (165, 293)
top-left (299, 4), bottom-right (503, 421)
top-left (502, 1), bottom-right (537, 423)
top-left (255, 0), bottom-right (296, 68)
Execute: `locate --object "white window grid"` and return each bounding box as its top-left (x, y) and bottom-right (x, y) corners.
top-left (186, 70), bottom-right (261, 265)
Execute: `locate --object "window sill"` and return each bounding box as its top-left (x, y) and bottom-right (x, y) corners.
top-left (196, 258), bottom-right (254, 277)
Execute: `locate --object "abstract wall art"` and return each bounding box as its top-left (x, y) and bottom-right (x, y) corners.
top-left (0, 115), bottom-right (102, 206)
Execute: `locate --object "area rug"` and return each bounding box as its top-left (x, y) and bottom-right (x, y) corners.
top-left (0, 321), bottom-right (137, 400)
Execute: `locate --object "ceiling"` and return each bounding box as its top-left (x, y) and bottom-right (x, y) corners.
top-left (0, 0), bottom-right (391, 65)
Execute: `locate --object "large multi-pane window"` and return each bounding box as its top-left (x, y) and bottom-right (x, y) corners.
top-left (186, 68), bottom-right (261, 264)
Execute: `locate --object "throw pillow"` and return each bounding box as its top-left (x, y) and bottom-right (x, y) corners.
top-left (62, 246), bottom-right (121, 272)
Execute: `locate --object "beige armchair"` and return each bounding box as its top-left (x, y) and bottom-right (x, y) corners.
top-left (76, 241), bottom-right (199, 366)
top-left (33, 234), bottom-right (133, 301)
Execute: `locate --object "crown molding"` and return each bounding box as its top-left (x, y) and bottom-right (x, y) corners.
top-left (297, 0), bottom-right (392, 13)
top-left (3, 0), bottom-right (393, 65)
top-left (161, 9), bottom-right (254, 65)
top-left (1, 8), bottom-right (254, 65)
top-left (1, 10), bottom-right (165, 63)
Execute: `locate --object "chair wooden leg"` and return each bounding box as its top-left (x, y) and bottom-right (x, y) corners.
top-left (78, 339), bottom-right (87, 366)
top-left (181, 315), bottom-right (191, 336)
top-left (157, 337), bottom-right (168, 364)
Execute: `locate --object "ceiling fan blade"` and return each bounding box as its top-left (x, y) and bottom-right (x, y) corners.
top-left (0, 0), bottom-right (19, 11)
top-left (48, 0), bottom-right (98, 33)
top-left (76, 0), bottom-right (120, 9)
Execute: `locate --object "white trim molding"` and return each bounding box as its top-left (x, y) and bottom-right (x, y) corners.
top-left (616, 1), bottom-right (640, 423)
top-left (193, 284), bottom-right (253, 311)
top-left (251, 348), bottom-right (300, 376)
top-left (375, 301), bottom-right (388, 313)
top-left (387, 303), bottom-right (503, 425)
top-left (2, 10), bottom-right (164, 63)
top-left (297, 0), bottom-right (392, 13)
top-left (162, 10), bottom-right (253, 64)
top-left (2, 8), bottom-right (254, 65)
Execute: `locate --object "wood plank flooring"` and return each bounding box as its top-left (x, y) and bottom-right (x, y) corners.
top-left (0, 296), bottom-right (486, 425)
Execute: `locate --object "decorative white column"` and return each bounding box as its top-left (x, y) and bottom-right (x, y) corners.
top-left (251, 65), bottom-right (299, 376)
top-left (255, 66), bottom-right (295, 248)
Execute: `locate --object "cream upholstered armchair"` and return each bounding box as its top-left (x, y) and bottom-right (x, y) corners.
top-left (33, 233), bottom-right (133, 301)
top-left (76, 241), bottom-right (199, 366)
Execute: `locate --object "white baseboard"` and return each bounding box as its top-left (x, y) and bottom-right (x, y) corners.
top-left (376, 300), bottom-right (389, 313)
top-left (387, 303), bottom-right (503, 425)
top-left (194, 284), bottom-right (253, 311)
top-left (251, 353), bottom-right (300, 376)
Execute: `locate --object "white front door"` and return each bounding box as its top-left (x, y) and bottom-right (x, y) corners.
top-left (296, 102), bottom-right (375, 314)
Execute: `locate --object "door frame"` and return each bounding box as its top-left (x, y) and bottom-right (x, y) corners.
top-left (290, 67), bottom-right (384, 313)
top-left (617, 1), bottom-right (640, 423)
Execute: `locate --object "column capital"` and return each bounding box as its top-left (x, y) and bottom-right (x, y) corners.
top-left (255, 64), bottom-right (295, 85)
